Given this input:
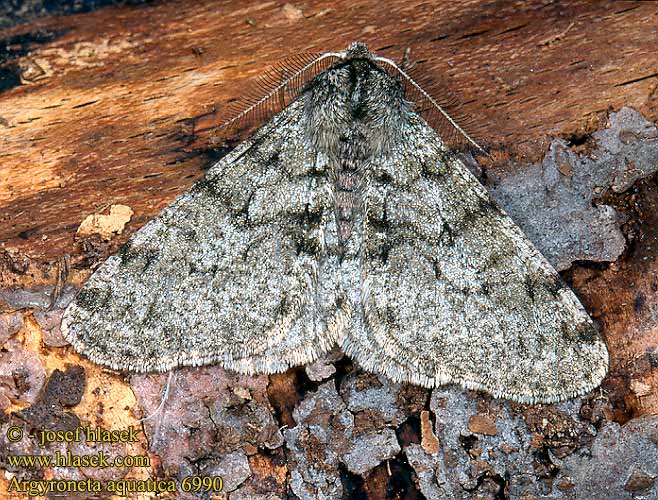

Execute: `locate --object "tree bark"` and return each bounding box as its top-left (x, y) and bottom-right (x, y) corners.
top-left (1, 1), bottom-right (657, 499)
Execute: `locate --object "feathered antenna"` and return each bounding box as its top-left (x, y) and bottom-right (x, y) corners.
top-left (373, 54), bottom-right (487, 154)
top-left (218, 51), bottom-right (343, 135)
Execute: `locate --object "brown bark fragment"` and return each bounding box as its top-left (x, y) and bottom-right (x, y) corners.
top-left (625, 467), bottom-right (656, 492)
top-left (467, 414), bottom-right (498, 436)
top-left (420, 410), bottom-right (439, 455)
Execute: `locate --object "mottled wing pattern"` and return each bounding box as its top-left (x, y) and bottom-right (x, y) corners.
top-left (346, 116), bottom-right (609, 403)
top-left (62, 101), bottom-right (343, 374)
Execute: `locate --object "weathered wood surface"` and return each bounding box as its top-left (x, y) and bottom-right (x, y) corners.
top-left (1, 1), bottom-right (657, 264)
top-left (1, 1), bottom-right (657, 499)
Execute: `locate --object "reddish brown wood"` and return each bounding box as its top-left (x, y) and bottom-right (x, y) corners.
top-left (0, 3), bottom-right (657, 497)
top-left (1, 0), bottom-right (657, 267)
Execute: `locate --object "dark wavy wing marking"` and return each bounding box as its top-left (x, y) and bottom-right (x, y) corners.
top-left (62, 100), bottom-right (344, 373)
top-left (345, 115), bottom-right (608, 404)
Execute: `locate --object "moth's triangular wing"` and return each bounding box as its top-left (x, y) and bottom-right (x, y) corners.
top-left (62, 101), bottom-right (344, 374)
top-left (346, 116), bottom-right (608, 403)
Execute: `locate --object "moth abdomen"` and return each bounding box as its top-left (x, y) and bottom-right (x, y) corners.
top-left (333, 160), bottom-right (364, 245)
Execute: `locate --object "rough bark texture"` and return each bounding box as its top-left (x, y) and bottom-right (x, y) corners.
top-left (1, 1), bottom-right (657, 499)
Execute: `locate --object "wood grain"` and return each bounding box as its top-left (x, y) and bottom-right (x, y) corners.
top-left (1, 2), bottom-right (658, 498)
top-left (1, 0), bottom-right (656, 269)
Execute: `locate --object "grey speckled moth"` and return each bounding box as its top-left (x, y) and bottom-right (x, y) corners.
top-left (61, 42), bottom-right (608, 404)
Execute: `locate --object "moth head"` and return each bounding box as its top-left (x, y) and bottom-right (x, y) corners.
top-left (344, 42), bottom-right (372, 60)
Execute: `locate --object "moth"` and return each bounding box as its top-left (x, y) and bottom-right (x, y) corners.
top-left (61, 42), bottom-right (608, 404)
